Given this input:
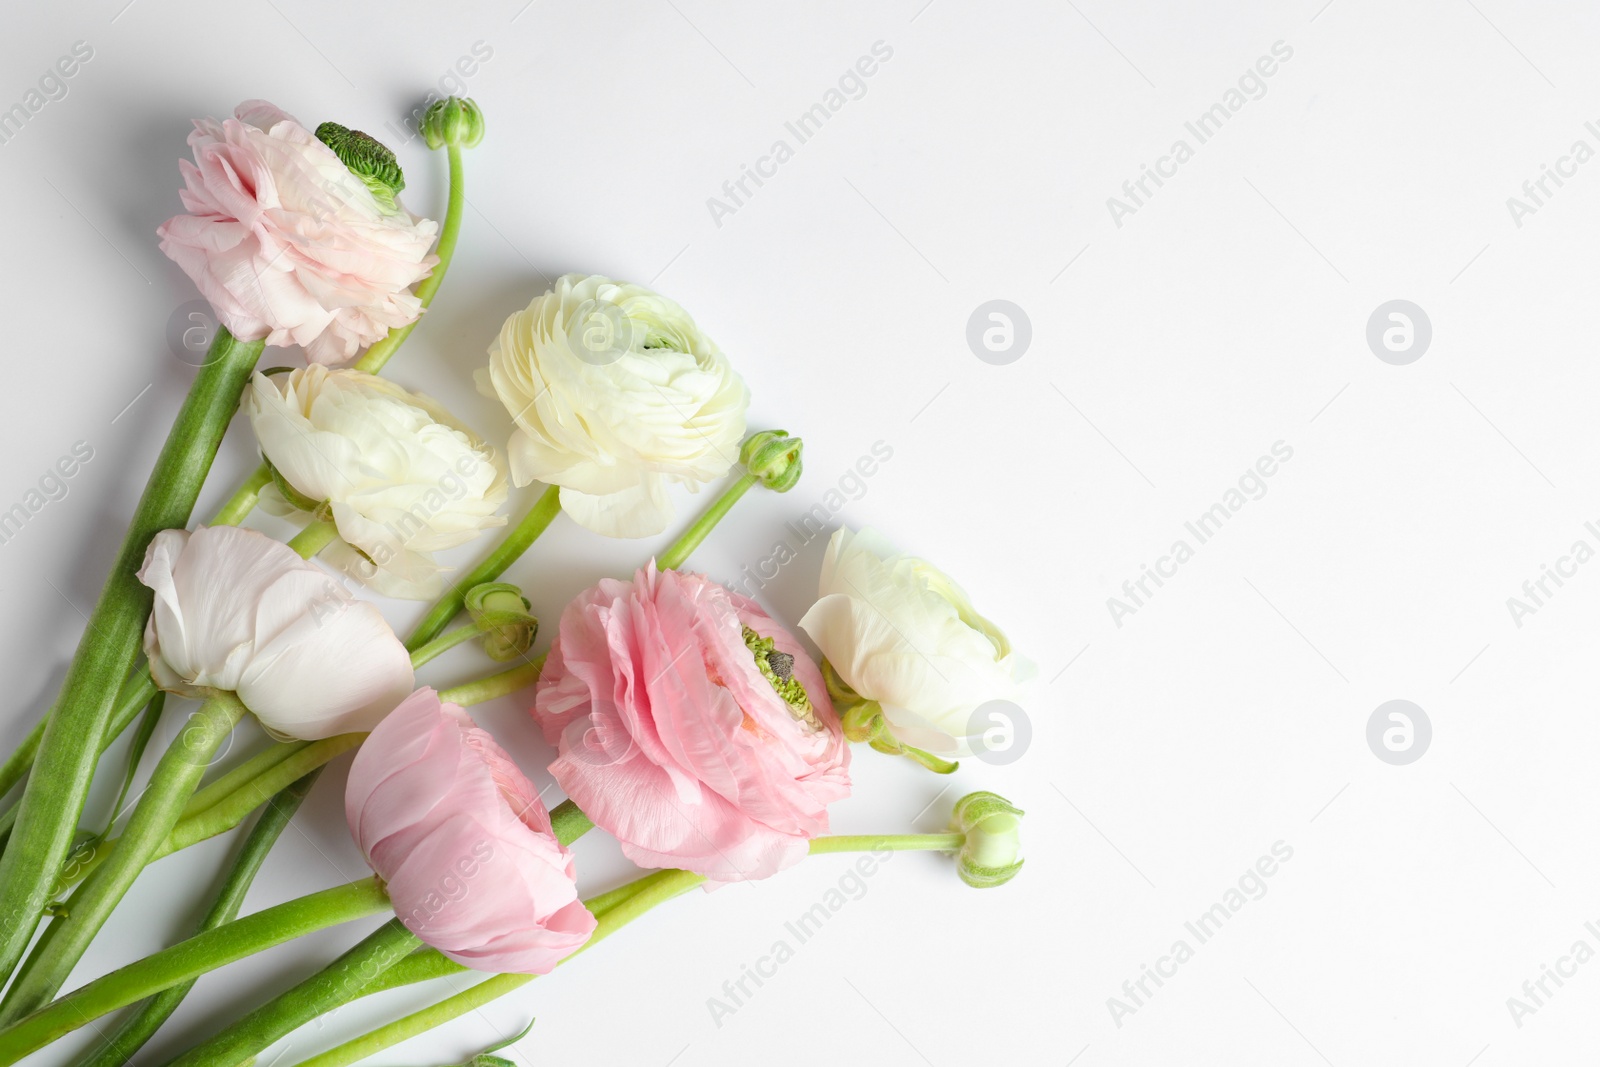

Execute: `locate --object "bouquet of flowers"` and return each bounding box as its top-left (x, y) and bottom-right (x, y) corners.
top-left (0, 95), bottom-right (1031, 1065)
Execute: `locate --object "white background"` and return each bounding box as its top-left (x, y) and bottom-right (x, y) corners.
top-left (2, 0), bottom-right (1598, 1064)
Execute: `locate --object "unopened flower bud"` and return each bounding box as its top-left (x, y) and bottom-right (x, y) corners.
top-left (422, 96), bottom-right (486, 151)
top-left (741, 430), bottom-right (803, 492)
top-left (314, 122), bottom-right (405, 212)
top-left (950, 791), bottom-right (1024, 888)
top-left (465, 582), bottom-right (538, 661)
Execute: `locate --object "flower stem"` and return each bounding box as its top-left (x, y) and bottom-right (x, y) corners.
top-left (286, 518), bottom-right (340, 558)
top-left (406, 485), bottom-right (562, 652)
top-left (0, 692), bottom-right (249, 1024)
top-left (165, 918), bottom-right (423, 1067)
top-left (438, 655), bottom-right (545, 706)
top-left (407, 621), bottom-right (483, 668)
top-left (0, 327), bottom-right (264, 992)
top-left (288, 869), bottom-right (707, 1067)
top-left (657, 473), bottom-right (757, 571)
top-left (77, 768), bottom-right (324, 1067)
top-left (208, 464), bottom-right (273, 527)
top-left (807, 832), bottom-right (965, 855)
top-left (0, 877), bottom-right (390, 1064)
top-left (355, 143), bottom-right (464, 375)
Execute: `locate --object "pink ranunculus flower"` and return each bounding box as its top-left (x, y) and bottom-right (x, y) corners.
top-left (347, 688), bottom-right (596, 974)
top-left (157, 100), bottom-right (439, 366)
top-left (534, 565), bottom-right (851, 883)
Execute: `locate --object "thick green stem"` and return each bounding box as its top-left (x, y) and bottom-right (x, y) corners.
top-left (407, 621), bottom-right (483, 668)
top-left (406, 485), bottom-right (561, 652)
top-left (0, 878), bottom-right (390, 1064)
top-left (165, 918), bottom-right (422, 1067)
top-left (290, 869), bottom-right (706, 1067)
top-left (0, 693), bottom-right (249, 1024)
top-left (355, 143), bottom-right (464, 375)
top-left (657, 472), bottom-right (757, 571)
top-left (286, 519), bottom-right (340, 558)
top-left (0, 327), bottom-right (263, 991)
top-left (78, 768), bottom-right (324, 1067)
top-left (438, 656), bottom-right (545, 706)
top-left (549, 798), bottom-right (592, 846)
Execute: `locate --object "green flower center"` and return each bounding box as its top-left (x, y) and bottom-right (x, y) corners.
top-left (742, 626), bottom-right (818, 728)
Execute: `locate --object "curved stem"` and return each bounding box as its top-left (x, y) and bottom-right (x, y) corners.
top-left (405, 485), bottom-right (562, 652)
top-left (166, 918), bottom-right (422, 1067)
top-left (0, 693), bottom-right (249, 1024)
top-left (355, 143), bottom-right (464, 376)
top-left (0, 878), bottom-right (390, 1065)
top-left (407, 621), bottom-right (483, 668)
top-left (438, 656), bottom-right (545, 706)
top-left (78, 768), bottom-right (324, 1067)
top-left (657, 472), bottom-right (756, 570)
top-left (289, 869), bottom-right (706, 1067)
top-left (0, 328), bottom-right (263, 991)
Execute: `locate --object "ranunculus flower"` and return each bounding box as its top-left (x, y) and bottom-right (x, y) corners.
top-left (798, 527), bottom-right (1032, 756)
top-left (246, 365), bottom-right (509, 599)
top-left (137, 525), bottom-right (414, 739)
top-left (477, 274), bottom-right (749, 538)
top-left (347, 688), bottom-right (595, 973)
top-left (534, 566), bottom-right (850, 882)
top-left (157, 100), bottom-right (439, 366)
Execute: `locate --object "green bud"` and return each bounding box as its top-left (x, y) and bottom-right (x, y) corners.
top-left (422, 96), bottom-right (486, 151)
top-left (266, 460), bottom-right (326, 516)
top-left (464, 582), bottom-right (538, 661)
top-left (315, 122), bottom-right (406, 212)
top-left (740, 430), bottom-right (803, 492)
top-left (950, 791), bottom-right (1024, 889)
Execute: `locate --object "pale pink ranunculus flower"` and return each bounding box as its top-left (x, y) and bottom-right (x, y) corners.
top-left (157, 100), bottom-right (439, 366)
top-left (534, 565), bottom-right (851, 883)
top-left (346, 688), bottom-right (596, 974)
top-left (137, 525), bottom-right (414, 739)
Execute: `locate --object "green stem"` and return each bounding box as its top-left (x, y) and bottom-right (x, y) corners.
top-left (0, 878), bottom-right (390, 1064)
top-left (807, 832), bottom-right (965, 855)
top-left (286, 519), bottom-right (340, 559)
top-left (407, 621), bottom-right (483, 668)
top-left (91, 692), bottom-right (163, 841)
top-left (165, 918), bottom-right (423, 1067)
top-left (289, 870), bottom-right (706, 1067)
top-left (657, 472), bottom-right (756, 571)
top-left (405, 485), bottom-right (562, 652)
top-left (549, 798), bottom-right (592, 846)
top-left (438, 656), bottom-right (545, 706)
top-left (355, 143), bottom-right (464, 375)
top-left (208, 464), bottom-right (272, 527)
top-left (0, 670), bottom-right (158, 852)
top-left (0, 327), bottom-right (263, 991)
top-left (0, 692), bottom-right (250, 1024)
top-left (78, 769), bottom-right (324, 1067)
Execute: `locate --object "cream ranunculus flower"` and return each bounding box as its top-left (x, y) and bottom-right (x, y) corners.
top-left (138, 525), bottom-right (415, 739)
top-left (798, 527), bottom-right (1032, 758)
top-left (246, 365), bottom-right (509, 600)
top-left (477, 274), bottom-right (749, 538)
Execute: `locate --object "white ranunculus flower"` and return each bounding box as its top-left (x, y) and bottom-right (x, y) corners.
top-left (798, 527), bottom-right (1032, 756)
top-left (477, 273), bottom-right (749, 538)
top-left (138, 526), bottom-right (415, 739)
top-left (246, 365), bottom-right (509, 600)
